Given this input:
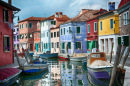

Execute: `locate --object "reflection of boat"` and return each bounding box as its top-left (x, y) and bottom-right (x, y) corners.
top-left (87, 52), bottom-right (113, 79)
top-left (0, 68), bottom-right (22, 86)
top-left (14, 50), bottom-right (49, 74)
top-left (70, 53), bottom-right (86, 61)
top-left (70, 61), bottom-right (83, 66)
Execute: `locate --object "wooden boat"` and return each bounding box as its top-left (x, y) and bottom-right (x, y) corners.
top-left (70, 53), bottom-right (86, 61)
top-left (87, 52), bottom-right (113, 79)
top-left (14, 50), bottom-right (49, 74)
top-left (58, 54), bottom-right (70, 60)
top-left (40, 52), bottom-right (58, 58)
top-left (0, 68), bottom-right (22, 86)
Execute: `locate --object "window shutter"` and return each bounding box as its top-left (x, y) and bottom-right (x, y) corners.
top-left (77, 27), bottom-right (80, 34)
top-left (64, 28), bottom-right (65, 35)
top-left (87, 41), bottom-right (89, 49)
top-left (26, 23), bottom-right (27, 28)
top-left (93, 41), bottom-right (95, 48)
top-left (61, 29), bottom-right (62, 35)
top-left (79, 42), bottom-right (81, 49)
top-left (76, 42), bottom-right (78, 49)
top-left (95, 23), bottom-right (97, 31)
top-left (54, 21), bottom-right (56, 25)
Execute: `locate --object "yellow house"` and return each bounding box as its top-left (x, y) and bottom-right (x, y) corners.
top-left (98, 10), bottom-right (119, 54)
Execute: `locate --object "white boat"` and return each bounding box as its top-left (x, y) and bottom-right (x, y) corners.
top-left (70, 53), bottom-right (86, 61)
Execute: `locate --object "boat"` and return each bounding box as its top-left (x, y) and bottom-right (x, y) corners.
top-left (70, 53), bottom-right (86, 61)
top-left (14, 50), bottom-right (49, 74)
top-left (0, 68), bottom-right (22, 86)
top-left (58, 54), bottom-right (70, 60)
top-left (29, 52), bottom-right (34, 56)
top-left (87, 52), bottom-right (113, 79)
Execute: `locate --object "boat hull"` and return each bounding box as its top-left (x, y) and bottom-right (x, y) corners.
top-left (70, 57), bottom-right (85, 61)
top-left (87, 66), bottom-right (113, 79)
top-left (58, 55), bottom-right (69, 60)
top-left (0, 68), bottom-right (22, 86)
top-left (40, 53), bottom-right (58, 58)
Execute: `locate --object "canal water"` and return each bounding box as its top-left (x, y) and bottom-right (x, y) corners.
top-left (12, 58), bottom-right (123, 86)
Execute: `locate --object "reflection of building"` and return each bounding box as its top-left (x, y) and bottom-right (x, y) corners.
top-left (13, 25), bottom-right (19, 50)
top-left (0, 0), bottom-right (20, 66)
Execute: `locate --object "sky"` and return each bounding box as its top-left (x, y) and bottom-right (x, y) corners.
top-left (3, 0), bottom-right (121, 25)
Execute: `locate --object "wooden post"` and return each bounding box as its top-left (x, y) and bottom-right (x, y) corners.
top-left (26, 48), bottom-right (33, 63)
top-left (110, 42), bottom-right (114, 63)
top-left (14, 50), bottom-right (22, 68)
top-left (121, 45), bottom-right (130, 69)
top-left (22, 48), bottom-right (29, 64)
top-left (118, 46), bottom-right (126, 65)
top-left (109, 45), bottom-right (122, 86)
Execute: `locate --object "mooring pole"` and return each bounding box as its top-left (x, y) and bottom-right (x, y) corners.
top-left (110, 42), bottom-right (114, 63)
top-left (109, 45), bottom-right (122, 86)
top-left (118, 46), bottom-right (126, 65)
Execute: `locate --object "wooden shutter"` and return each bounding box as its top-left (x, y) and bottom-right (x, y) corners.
top-left (93, 41), bottom-right (95, 48)
top-left (54, 21), bottom-right (56, 25)
top-left (77, 27), bottom-right (80, 34)
top-left (87, 41), bottom-right (89, 49)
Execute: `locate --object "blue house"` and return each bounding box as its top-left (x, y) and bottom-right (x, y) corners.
top-left (60, 9), bottom-right (100, 54)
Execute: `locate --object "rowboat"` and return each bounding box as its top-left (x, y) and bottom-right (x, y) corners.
top-left (14, 50), bottom-right (49, 74)
top-left (87, 52), bottom-right (113, 79)
top-left (58, 54), bottom-right (70, 60)
top-left (70, 53), bottom-right (86, 61)
top-left (0, 68), bottom-right (22, 86)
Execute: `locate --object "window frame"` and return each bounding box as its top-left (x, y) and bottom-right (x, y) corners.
top-left (110, 19), bottom-right (113, 29)
top-left (76, 41), bottom-right (81, 49)
top-left (94, 22), bottom-right (97, 32)
top-left (3, 8), bottom-right (9, 22)
top-left (29, 23), bottom-right (32, 28)
top-left (76, 26), bottom-right (81, 34)
top-left (3, 35), bottom-right (10, 52)
top-left (100, 22), bottom-right (102, 31)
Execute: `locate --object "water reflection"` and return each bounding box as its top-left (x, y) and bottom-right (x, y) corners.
top-left (13, 58), bottom-right (113, 86)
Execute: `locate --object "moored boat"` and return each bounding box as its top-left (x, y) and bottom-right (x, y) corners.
top-left (0, 68), bottom-right (22, 86)
top-left (58, 54), bottom-right (70, 60)
top-left (87, 52), bottom-right (113, 79)
top-left (70, 53), bottom-right (86, 61)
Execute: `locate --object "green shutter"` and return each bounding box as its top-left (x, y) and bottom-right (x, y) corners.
top-left (26, 23), bottom-right (27, 28)
top-left (79, 42), bottom-right (81, 49)
top-left (14, 36), bottom-right (15, 40)
top-left (64, 28), bottom-right (65, 35)
top-left (68, 42), bottom-right (71, 49)
top-left (87, 41), bottom-right (89, 49)
top-left (61, 29), bottom-right (62, 35)
top-left (20, 25), bottom-right (21, 29)
top-left (95, 23), bottom-right (97, 31)
top-left (110, 19), bottom-right (113, 29)
top-left (93, 41), bottom-right (96, 48)
top-left (22, 24), bottom-right (23, 28)
top-left (69, 27), bottom-right (71, 34)
top-left (77, 27), bottom-right (80, 34)
top-left (100, 22), bottom-right (102, 30)
top-left (88, 25), bottom-right (90, 33)
top-left (17, 35), bottom-right (19, 40)
top-left (54, 21), bottom-right (56, 25)
top-left (51, 21), bottom-right (53, 24)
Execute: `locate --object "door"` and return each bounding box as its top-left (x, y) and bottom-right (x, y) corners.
top-left (30, 44), bottom-right (33, 51)
top-left (36, 43), bottom-right (38, 52)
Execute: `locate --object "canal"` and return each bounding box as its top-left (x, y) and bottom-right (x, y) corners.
top-left (12, 58), bottom-right (123, 86)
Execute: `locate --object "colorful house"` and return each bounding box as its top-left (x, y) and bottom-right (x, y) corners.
top-left (86, 9), bottom-right (107, 53)
top-left (0, 0), bottom-right (20, 66)
top-left (40, 15), bottom-right (55, 53)
top-left (60, 9), bottom-right (100, 54)
top-left (50, 12), bottom-right (70, 53)
top-left (98, 2), bottom-right (119, 54)
top-left (18, 17), bottom-right (46, 52)
top-left (118, 0), bottom-right (130, 55)
top-left (13, 25), bottom-right (19, 50)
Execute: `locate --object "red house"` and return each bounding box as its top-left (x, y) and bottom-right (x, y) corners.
top-left (0, 0), bottom-right (20, 66)
top-left (86, 9), bottom-right (107, 53)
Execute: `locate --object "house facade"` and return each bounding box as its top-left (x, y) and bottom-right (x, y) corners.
top-left (13, 25), bottom-right (19, 50)
top-left (60, 9), bottom-right (99, 54)
top-left (19, 17), bottom-right (46, 52)
top-left (40, 15), bottom-right (55, 53)
top-left (0, 0), bottom-right (20, 66)
top-left (50, 12), bottom-right (70, 53)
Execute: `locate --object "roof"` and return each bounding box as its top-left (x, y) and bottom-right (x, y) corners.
top-left (46, 15), bottom-right (55, 20)
top-left (50, 27), bottom-right (59, 30)
top-left (18, 17), bottom-right (47, 23)
top-left (34, 29), bottom-right (40, 33)
top-left (0, 1), bottom-right (20, 11)
top-left (55, 15), bottom-right (70, 21)
top-left (118, 0), bottom-right (130, 8)
top-left (64, 9), bottom-right (100, 24)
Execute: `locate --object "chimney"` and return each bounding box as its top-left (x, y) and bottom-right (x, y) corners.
top-left (108, 2), bottom-right (115, 11)
top-left (8, 0), bottom-right (12, 5)
top-left (59, 12), bottom-right (62, 18)
top-left (100, 8), bottom-right (103, 14)
top-left (55, 12), bottom-right (58, 17)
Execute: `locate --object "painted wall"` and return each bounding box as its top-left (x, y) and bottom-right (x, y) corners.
top-left (60, 22), bottom-right (87, 54)
top-left (41, 20), bottom-right (54, 53)
top-left (0, 5), bottom-right (14, 66)
top-left (13, 26), bottom-right (19, 50)
top-left (98, 14), bottom-right (119, 36)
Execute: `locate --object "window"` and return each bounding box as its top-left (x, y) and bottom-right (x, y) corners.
top-left (20, 25), bottom-right (21, 29)
top-left (110, 19), bottom-right (113, 29)
top-left (22, 24), bottom-right (23, 29)
top-left (25, 34), bottom-right (27, 39)
top-left (13, 29), bottom-right (15, 32)
top-left (51, 33), bottom-right (53, 38)
top-left (119, 15), bottom-right (121, 27)
top-left (51, 21), bottom-right (54, 24)
top-left (57, 42), bottom-right (59, 48)
top-left (17, 28), bottom-right (19, 31)
top-left (14, 44), bottom-right (15, 48)
top-left (57, 31), bottom-right (59, 37)
top-left (87, 41), bottom-right (90, 49)
top-left (124, 11), bottom-right (129, 25)
top-left (20, 34), bottom-right (24, 39)
top-left (47, 32), bottom-right (48, 37)
top-left (4, 36), bottom-right (10, 51)
top-left (100, 22), bottom-right (102, 30)
top-left (54, 21), bottom-right (56, 25)
top-left (17, 44), bottom-right (19, 48)
top-left (69, 27), bottom-right (71, 34)
top-left (64, 28), bottom-right (65, 35)
top-left (46, 43), bottom-right (47, 49)
top-left (44, 43), bottom-right (45, 49)
top-left (62, 42), bottom-right (65, 49)
top-left (29, 34), bottom-right (33, 38)
top-left (76, 27), bottom-right (80, 34)
top-left (37, 34), bottom-right (38, 39)
top-left (76, 42), bottom-right (81, 49)
top-left (54, 32), bottom-right (56, 37)
top-left (13, 36), bottom-right (15, 40)
top-left (88, 24), bottom-right (90, 33)
top-left (29, 23), bottom-right (32, 28)
top-left (26, 23), bottom-right (27, 28)
top-left (94, 22), bottom-right (97, 31)
top-left (3, 8), bottom-right (9, 22)
top-left (17, 35), bottom-right (19, 40)
top-left (68, 42), bottom-right (71, 49)
top-left (34, 34), bottom-right (35, 39)
top-left (52, 42), bottom-right (54, 48)
top-left (61, 29), bottom-right (62, 35)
